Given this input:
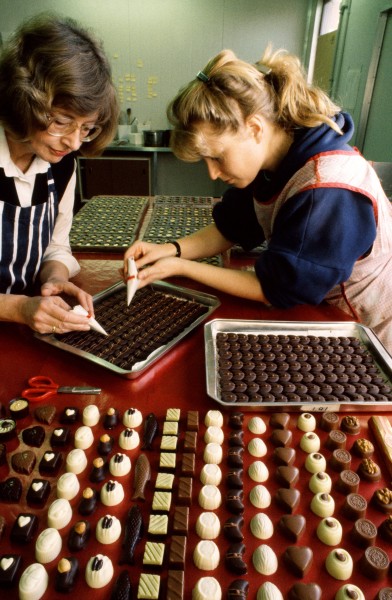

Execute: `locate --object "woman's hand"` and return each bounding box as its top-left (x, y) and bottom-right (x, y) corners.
top-left (18, 293), bottom-right (91, 335)
top-left (124, 240), bottom-right (176, 271)
top-left (41, 279), bottom-right (94, 315)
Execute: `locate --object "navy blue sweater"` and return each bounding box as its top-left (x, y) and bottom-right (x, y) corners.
top-left (212, 113), bottom-right (377, 307)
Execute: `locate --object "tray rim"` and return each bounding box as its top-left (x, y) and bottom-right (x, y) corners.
top-left (35, 280), bottom-right (220, 378)
top-left (204, 318), bottom-right (392, 412)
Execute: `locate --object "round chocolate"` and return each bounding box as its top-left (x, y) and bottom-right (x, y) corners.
top-left (359, 546), bottom-right (389, 580)
top-left (321, 412), bottom-right (339, 431)
top-left (0, 418), bottom-right (17, 442)
top-left (327, 430), bottom-right (347, 450)
top-left (341, 415), bottom-right (361, 435)
top-left (330, 449), bottom-right (352, 472)
top-left (351, 518), bottom-right (377, 548)
top-left (9, 398), bottom-right (29, 420)
top-left (337, 470), bottom-right (360, 494)
top-left (343, 493), bottom-right (367, 520)
top-left (352, 438), bottom-right (374, 458)
top-left (357, 458), bottom-right (381, 482)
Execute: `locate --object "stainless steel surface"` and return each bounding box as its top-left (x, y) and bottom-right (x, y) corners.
top-left (37, 281), bottom-right (220, 378)
top-left (205, 319), bottom-right (392, 412)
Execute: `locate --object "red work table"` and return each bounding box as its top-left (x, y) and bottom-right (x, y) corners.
top-left (0, 258), bottom-right (391, 600)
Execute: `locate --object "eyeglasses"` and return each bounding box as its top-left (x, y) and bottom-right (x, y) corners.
top-left (46, 114), bottom-right (102, 142)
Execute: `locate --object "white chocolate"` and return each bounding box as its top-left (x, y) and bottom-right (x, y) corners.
top-left (204, 410), bottom-right (223, 428)
top-left (96, 515), bottom-right (122, 544)
top-left (252, 544), bottom-right (278, 575)
top-left (193, 540), bottom-right (220, 570)
top-left (248, 460), bottom-right (269, 482)
top-left (297, 413), bottom-right (316, 432)
top-left (66, 448), bottom-right (88, 474)
top-left (19, 563), bottom-right (49, 600)
top-left (85, 554), bottom-right (114, 588)
top-left (256, 582), bottom-right (284, 600)
top-left (300, 432), bottom-right (321, 453)
top-left (250, 513), bottom-right (274, 539)
top-left (335, 584), bottom-right (365, 600)
top-left (195, 512), bottom-right (221, 539)
top-left (203, 443), bottom-right (222, 465)
top-left (122, 408), bottom-right (143, 428)
top-left (56, 472), bottom-right (80, 500)
top-left (109, 453), bottom-right (131, 476)
top-left (192, 577), bottom-right (222, 600)
top-left (74, 425), bottom-right (94, 449)
top-left (204, 426), bottom-right (224, 445)
top-left (249, 485), bottom-right (271, 509)
top-left (198, 485), bottom-right (222, 510)
top-left (317, 517), bottom-right (343, 546)
top-left (248, 416), bottom-right (266, 434)
top-left (309, 471), bottom-right (332, 493)
top-left (200, 464), bottom-right (222, 486)
top-left (35, 528), bottom-right (62, 563)
top-left (248, 437), bottom-right (267, 458)
top-left (311, 492), bottom-right (335, 517)
top-left (325, 549), bottom-right (353, 580)
top-left (47, 498), bottom-right (72, 529)
top-left (100, 480), bottom-right (125, 506)
top-left (119, 428), bottom-right (140, 450)
top-left (305, 452), bottom-right (327, 474)
top-left (82, 404), bottom-right (100, 426)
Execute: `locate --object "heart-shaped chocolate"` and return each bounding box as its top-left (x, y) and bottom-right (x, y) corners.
top-left (275, 488), bottom-right (301, 513)
top-left (278, 514), bottom-right (306, 541)
top-left (284, 545), bottom-right (313, 577)
top-left (287, 582), bottom-right (322, 600)
top-left (276, 465), bottom-right (299, 488)
top-left (269, 412), bottom-right (290, 429)
top-left (11, 450), bottom-right (36, 474)
top-left (34, 404), bottom-right (56, 424)
top-left (21, 425), bottom-right (45, 447)
top-left (273, 446), bottom-right (296, 466)
top-left (270, 428), bottom-right (292, 447)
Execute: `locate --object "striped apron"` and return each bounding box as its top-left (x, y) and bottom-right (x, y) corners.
top-left (254, 149), bottom-right (392, 352)
top-left (0, 167), bottom-right (58, 294)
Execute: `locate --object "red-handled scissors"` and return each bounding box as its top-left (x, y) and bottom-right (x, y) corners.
top-left (21, 375), bottom-right (101, 402)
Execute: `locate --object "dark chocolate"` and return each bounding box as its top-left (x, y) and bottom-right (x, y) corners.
top-left (141, 412), bottom-right (158, 450)
top-left (226, 468), bottom-right (244, 489)
top-left (39, 450), bottom-right (63, 474)
top-left (0, 419), bottom-right (16, 442)
top-left (228, 412), bottom-right (244, 430)
top-left (226, 489), bottom-right (244, 514)
top-left (55, 557), bottom-right (79, 593)
top-left (67, 520), bottom-right (91, 552)
top-left (60, 406), bottom-right (79, 423)
top-left (0, 554), bottom-right (22, 587)
top-left (119, 504), bottom-right (143, 565)
top-left (110, 569), bottom-right (133, 600)
top-left (26, 479), bottom-right (51, 506)
top-left (223, 515), bottom-right (244, 542)
top-left (89, 457), bottom-right (109, 483)
top-left (22, 425), bottom-right (45, 448)
top-left (225, 542), bottom-right (247, 575)
top-left (0, 477), bottom-right (22, 503)
top-left (10, 513), bottom-right (38, 544)
top-left (9, 398), bottom-right (29, 420)
top-left (78, 487), bottom-right (98, 516)
top-left (103, 407), bottom-right (120, 429)
top-left (50, 427), bottom-right (71, 447)
top-left (378, 515), bottom-right (392, 543)
top-left (97, 433), bottom-right (114, 455)
top-left (227, 579), bottom-right (249, 600)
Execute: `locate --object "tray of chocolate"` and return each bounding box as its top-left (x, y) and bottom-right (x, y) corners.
top-left (1, 405), bottom-right (392, 600)
top-left (205, 319), bottom-right (392, 411)
top-left (37, 281), bottom-right (220, 378)
top-left (70, 196), bottom-right (149, 251)
top-left (142, 197), bottom-right (222, 266)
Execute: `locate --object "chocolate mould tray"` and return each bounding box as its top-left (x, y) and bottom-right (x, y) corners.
top-left (205, 319), bottom-right (392, 412)
top-left (37, 281), bottom-right (220, 378)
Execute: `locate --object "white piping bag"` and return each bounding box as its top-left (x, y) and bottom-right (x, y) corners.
top-left (127, 257), bottom-right (139, 306)
top-left (72, 305), bottom-right (108, 336)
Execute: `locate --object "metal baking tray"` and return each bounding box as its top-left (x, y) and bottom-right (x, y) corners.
top-left (37, 281), bottom-right (220, 378)
top-left (205, 319), bottom-right (392, 412)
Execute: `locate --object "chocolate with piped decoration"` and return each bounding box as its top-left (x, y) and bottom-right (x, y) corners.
top-left (26, 479), bottom-right (50, 506)
top-left (10, 513), bottom-right (38, 544)
top-left (0, 554), bottom-right (22, 587)
top-left (0, 419), bottom-right (16, 442)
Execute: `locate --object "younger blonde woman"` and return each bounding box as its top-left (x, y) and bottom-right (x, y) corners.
top-left (124, 47), bottom-right (392, 352)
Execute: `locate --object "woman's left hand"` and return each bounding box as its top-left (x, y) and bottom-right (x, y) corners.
top-left (136, 256), bottom-right (183, 288)
top-left (41, 279), bottom-right (94, 316)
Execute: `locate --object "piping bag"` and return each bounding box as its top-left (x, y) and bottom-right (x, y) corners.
top-left (71, 305), bottom-right (108, 336)
top-left (127, 257), bottom-right (139, 306)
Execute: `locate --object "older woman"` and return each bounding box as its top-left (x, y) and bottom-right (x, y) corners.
top-left (0, 13), bottom-right (119, 333)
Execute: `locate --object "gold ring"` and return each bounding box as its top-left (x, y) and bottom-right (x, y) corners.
top-left (51, 325), bottom-right (57, 334)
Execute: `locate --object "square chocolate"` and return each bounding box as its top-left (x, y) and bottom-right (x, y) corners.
top-left (50, 427), bottom-right (71, 447)
top-left (39, 450), bottom-right (63, 474)
top-left (26, 479), bottom-right (51, 506)
top-left (0, 554), bottom-right (22, 586)
top-left (10, 513), bottom-right (38, 544)
top-left (60, 407), bottom-right (79, 424)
